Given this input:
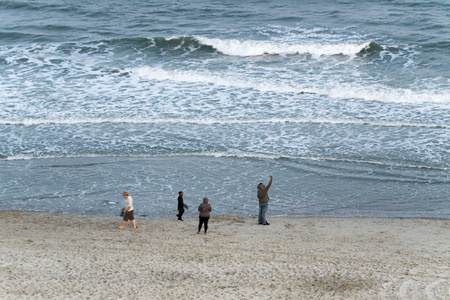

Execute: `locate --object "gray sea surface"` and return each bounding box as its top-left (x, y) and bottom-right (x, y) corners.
top-left (1, 0), bottom-right (449, 218)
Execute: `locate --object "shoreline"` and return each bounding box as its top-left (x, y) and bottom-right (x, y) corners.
top-left (3, 209), bottom-right (450, 221)
top-left (1, 211), bottom-right (449, 299)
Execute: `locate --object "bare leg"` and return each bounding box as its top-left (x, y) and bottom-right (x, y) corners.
top-left (132, 220), bottom-right (136, 229)
top-left (119, 221), bottom-right (127, 229)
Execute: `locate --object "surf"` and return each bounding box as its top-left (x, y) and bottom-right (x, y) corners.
top-left (194, 35), bottom-right (372, 57)
top-left (1, 116), bottom-right (448, 129)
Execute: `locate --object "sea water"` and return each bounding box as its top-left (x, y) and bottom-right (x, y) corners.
top-left (1, 0), bottom-right (449, 218)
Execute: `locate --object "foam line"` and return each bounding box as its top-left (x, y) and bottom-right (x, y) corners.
top-left (0, 117), bottom-right (447, 128)
top-left (2, 152), bottom-right (448, 171)
top-left (135, 67), bottom-right (450, 104)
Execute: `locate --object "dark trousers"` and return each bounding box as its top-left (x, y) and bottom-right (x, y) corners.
top-left (198, 216), bottom-right (209, 232)
top-left (177, 208), bottom-right (184, 219)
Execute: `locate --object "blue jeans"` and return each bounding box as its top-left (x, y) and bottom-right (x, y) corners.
top-left (258, 203), bottom-right (268, 224)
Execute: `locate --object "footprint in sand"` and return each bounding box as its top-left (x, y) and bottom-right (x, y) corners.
top-left (285, 223), bottom-right (294, 229)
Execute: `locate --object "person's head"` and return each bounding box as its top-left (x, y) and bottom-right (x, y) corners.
top-left (123, 191), bottom-right (129, 198)
top-left (179, 191), bottom-right (184, 196)
top-left (257, 183), bottom-right (265, 189)
top-left (203, 197), bottom-right (209, 203)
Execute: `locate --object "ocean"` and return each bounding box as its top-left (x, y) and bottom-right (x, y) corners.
top-left (1, 0), bottom-right (449, 219)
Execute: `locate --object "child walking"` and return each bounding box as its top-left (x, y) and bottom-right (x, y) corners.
top-left (198, 197), bottom-right (212, 234)
top-left (119, 191), bottom-right (137, 229)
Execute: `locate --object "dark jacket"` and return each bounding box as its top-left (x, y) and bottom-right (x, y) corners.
top-left (257, 179), bottom-right (272, 203)
top-left (198, 197), bottom-right (212, 217)
top-left (177, 195), bottom-right (184, 210)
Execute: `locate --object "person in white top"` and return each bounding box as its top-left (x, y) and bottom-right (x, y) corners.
top-left (119, 191), bottom-right (137, 229)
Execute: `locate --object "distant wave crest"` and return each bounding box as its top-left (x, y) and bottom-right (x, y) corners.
top-left (0, 34), bottom-right (397, 62)
top-left (194, 36), bottom-right (373, 57)
top-left (67, 36), bottom-right (376, 58)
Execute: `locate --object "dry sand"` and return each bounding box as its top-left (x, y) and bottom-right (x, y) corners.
top-left (1, 211), bottom-right (449, 299)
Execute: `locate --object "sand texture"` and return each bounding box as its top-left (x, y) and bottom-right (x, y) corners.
top-left (1, 211), bottom-right (449, 299)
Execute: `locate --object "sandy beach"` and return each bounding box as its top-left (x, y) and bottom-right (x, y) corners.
top-left (1, 211), bottom-right (449, 299)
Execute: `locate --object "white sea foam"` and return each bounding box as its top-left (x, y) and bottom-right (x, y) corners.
top-left (1, 152), bottom-right (280, 161)
top-left (324, 82), bottom-right (450, 104)
top-left (134, 66), bottom-right (314, 94)
top-left (194, 36), bottom-right (371, 58)
top-left (1, 117), bottom-right (448, 128)
top-left (135, 66), bottom-right (450, 104)
top-left (3, 152), bottom-right (448, 172)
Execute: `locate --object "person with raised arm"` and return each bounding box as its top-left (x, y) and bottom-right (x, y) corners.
top-left (257, 176), bottom-right (273, 225)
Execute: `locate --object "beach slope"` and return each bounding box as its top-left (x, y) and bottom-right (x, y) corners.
top-left (1, 211), bottom-right (449, 299)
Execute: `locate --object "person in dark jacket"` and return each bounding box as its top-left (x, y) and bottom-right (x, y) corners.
top-left (198, 197), bottom-right (212, 234)
top-left (177, 191), bottom-right (185, 221)
top-left (257, 176), bottom-right (273, 225)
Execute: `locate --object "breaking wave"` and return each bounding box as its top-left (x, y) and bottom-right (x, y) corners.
top-left (194, 36), bottom-right (374, 57)
top-left (3, 35), bottom-right (379, 58)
